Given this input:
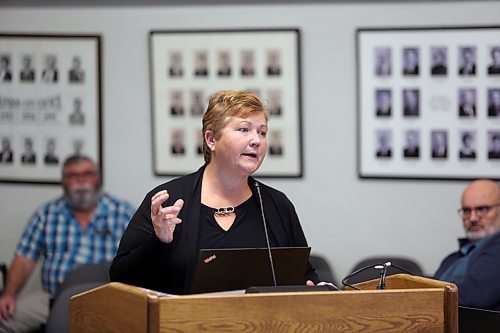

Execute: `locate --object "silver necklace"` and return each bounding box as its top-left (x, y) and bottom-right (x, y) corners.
top-left (214, 206), bottom-right (235, 216)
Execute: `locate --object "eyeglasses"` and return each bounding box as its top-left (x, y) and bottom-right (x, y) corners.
top-left (63, 171), bottom-right (98, 180)
top-left (457, 203), bottom-right (500, 219)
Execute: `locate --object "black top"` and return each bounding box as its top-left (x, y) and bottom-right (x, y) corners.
top-left (198, 197), bottom-right (268, 249)
top-left (110, 165), bottom-right (318, 295)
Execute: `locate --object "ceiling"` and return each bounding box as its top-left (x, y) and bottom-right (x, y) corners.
top-left (0, 0), bottom-right (483, 7)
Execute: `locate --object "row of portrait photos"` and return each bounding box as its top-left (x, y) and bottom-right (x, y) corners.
top-left (0, 53), bottom-right (86, 83)
top-left (167, 49), bottom-right (283, 78)
top-left (168, 88), bottom-right (283, 117)
top-left (375, 129), bottom-right (500, 160)
top-left (374, 88), bottom-right (500, 118)
top-left (169, 129), bottom-right (284, 157)
top-left (0, 136), bottom-right (86, 165)
top-left (374, 45), bottom-right (500, 77)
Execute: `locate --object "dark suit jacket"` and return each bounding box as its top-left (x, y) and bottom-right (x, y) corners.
top-left (459, 64), bottom-right (476, 75)
top-left (403, 66), bottom-right (419, 75)
top-left (488, 65), bottom-right (500, 75)
top-left (432, 148), bottom-right (447, 159)
top-left (404, 147), bottom-right (419, 158)
top-left (459, 150), bottom-right (476, 159)
top-left (169, 68), bottom-right (183, 77)
top-left (376, 149), bottom-right (391, 158)
top-left (42, 70), bottom-right (58, 82)
top-left (376, 108), bottom-right (391, 117)
top-left (20, 70), bottom-right (35, 81)
top-left (489, 150), bottom-right (500, 159)
top-left (69, 70), bottom-right (84, 82)
top-left (0, 71), bottom-right (12, 81)
top-left (431, 64), bottom-right (447, 75)
top-left (489, 106), bottom-right (500, 117)
top-left (0, 150), bottom-right (13, 163)
top-left (21, 153), bottom-right (36, 163)
top-left (434, 232), bottom-right (500, 311)
top-left (110, 165), bottom-right (318, 295)
top-left (459, 105), bottom-right (477, 117)
top-left (404, 106), bottom-right (419, 117)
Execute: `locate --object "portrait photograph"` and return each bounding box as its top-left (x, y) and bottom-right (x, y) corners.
top-left (68, 55), bottom-right (85, 83)
top-left (374, 47), bottom-right (391, 76)
top-left (488, 46), bottom-right (500, 75)
top-left (194, 129), bottom-right (203, 156)
top-left (402, 88), bottom-right (419, 117)
top-left (375, 89), bottom-right (391, 117)
top-left (402, 47), bottom-right (419, 76)
top-left (190, 90), bottom-right (205, 116)
top-left (170, 89), bottom-right (184, 116)
top-left (20, 137), bottom-right (37, 164)
top-left (458, 130), bottom-right (476, 160)
top-left (168, 51), bottom-right (183, 77)
top-left (41, 54), bottom-right (58, 83)
top-left (267, 89), bottom-right (282, 116)
top-left (0, 54), bottom-right (13, 82)
top-left (0, 136), bottom-right (14, 163)
top-left (430, 46), bottom-right (447, 76)
top-left (431, 130), bottom-right (448, 159)
top-left (268, 130), bottom-right (284, 156)
top-left (375, 129), bottom-right (392, 158)
top-left (488, 131), bottom-right (500, 159)
top-left (458, 46), bottom-right (476, 76)
top-left (43, 138), bottom-right (59, 165)
top-left (240, 49), bottom-right (255, 76)
top-left (266, 49), bottom-right (282, 76)
top-left (403, 129), bottom-right (420, 158)
top-left (488, 88), bottom-right (500, 117)
top-left (19, 54), bottom-right (35, 82)
top-left (194, 50), bottom-right (208, 77)
top-left (217, 50), bottom-right (232, 77)
top-left (171, 129), bottom-right (186, 155)
top-left (69, 97), bottom-right (85, 125)
top-left (458, 88), bottom-right (477, 118)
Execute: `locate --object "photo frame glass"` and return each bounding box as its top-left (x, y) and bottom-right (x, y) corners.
top-left (0, 34), bottom-right (102, 184)
top-left (150, 29), bottom-right (303, 177)
top-left (357, 26), bottom-right (500, 180)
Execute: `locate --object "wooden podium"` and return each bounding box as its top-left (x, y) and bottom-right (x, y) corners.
top-left (70, 274), bottom-right (457, 333)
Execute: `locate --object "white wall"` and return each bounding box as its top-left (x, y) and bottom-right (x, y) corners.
top-left (1, 1), bottom-right (499, 288)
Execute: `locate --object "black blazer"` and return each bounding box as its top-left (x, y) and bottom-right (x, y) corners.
top-left (110, 165), bottom-right (317, 294)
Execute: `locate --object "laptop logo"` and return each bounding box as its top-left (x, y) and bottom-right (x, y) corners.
top-left (204, 254), bottom-right (216, 264)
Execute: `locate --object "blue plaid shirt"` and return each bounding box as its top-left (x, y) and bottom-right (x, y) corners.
top-left (16, 192), bottom-right (135, 294)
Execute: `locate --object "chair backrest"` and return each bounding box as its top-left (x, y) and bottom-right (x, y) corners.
top-left (45, 263), bottom-right (111, 333)
top-left (310, 254), bottom-right (337, 286)
top-left (345, 256), bottom-right (424, 285)
top-left (0, 263), bottom-right (6, 293)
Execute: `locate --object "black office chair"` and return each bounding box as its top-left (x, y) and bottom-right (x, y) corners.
top-left (45, 263), bottom-right (111, 333)
top-left (344, 256), bottom-right (424, 286)
top-left (0, 262), bottom-right (7, 293)
top-left (309, 254), bottom-right (337, 286)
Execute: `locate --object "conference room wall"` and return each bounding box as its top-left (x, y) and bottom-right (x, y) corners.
top-left (1, 1), bottom-right (498, 292)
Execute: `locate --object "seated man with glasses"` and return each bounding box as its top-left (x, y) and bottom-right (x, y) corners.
top-left (434, 179), bottom-right (500, 311)
top-left (0, 155), bottom-right (135, 333)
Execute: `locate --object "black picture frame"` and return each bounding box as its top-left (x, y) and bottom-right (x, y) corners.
top-left (357, 26), bottom-right (500, 180)
top-left (0, 33), bottom-right (103, 184)
top-left (149, 28), bottom-right (303, 178)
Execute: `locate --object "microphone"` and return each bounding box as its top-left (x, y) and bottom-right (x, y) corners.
top-left (255, 181), bottom-right (277, 287)
top-left (376, 261), bottom-right (391, 290)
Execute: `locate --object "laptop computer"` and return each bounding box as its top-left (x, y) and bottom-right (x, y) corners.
top-left (190, 246), bottom-right (311, 294)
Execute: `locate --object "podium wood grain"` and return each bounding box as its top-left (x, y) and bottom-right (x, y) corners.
top-left (71, 274), bottom-right (458, 333)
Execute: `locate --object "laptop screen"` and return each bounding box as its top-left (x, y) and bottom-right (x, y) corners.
top-left (191, 247), bottom-right (311, 294)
